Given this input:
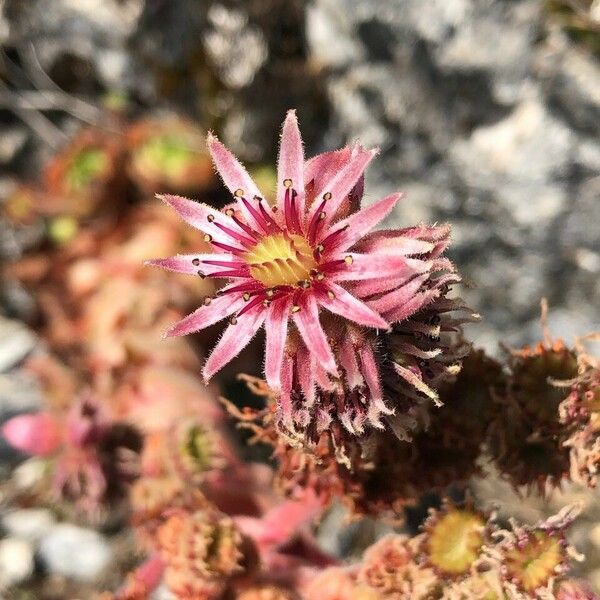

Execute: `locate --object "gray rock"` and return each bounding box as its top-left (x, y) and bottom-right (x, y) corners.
top-left (38, 523), bottom-right (112, 581)
top-left (0, 317), bottom-right (36, 372)
top-left (2, 508), bottom-right (56, 544)
top-left (0, 537), bottom-right (34, 589)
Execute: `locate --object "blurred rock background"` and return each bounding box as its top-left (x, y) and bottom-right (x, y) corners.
top-left (1, 0), bottom-right (598, 350)
top-left (0, 0), bottom-right (599, 596)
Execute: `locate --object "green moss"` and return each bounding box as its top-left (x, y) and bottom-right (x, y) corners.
top-left (65, 148), bottom-right (109, 191)
top-left (137, 134), bottom-right (196, 176)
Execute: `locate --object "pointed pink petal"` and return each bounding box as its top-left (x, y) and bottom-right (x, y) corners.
top-left (318, 282), bottom-right (389, 330)
top-left (349, 260), bottom-right (432, 298)
top-left (358, 231), bottom-right (436, 255)
top-left (165, 293), bottom-right (245, 338)
top-left (357, 343), bottom-right (385, 409)
top-left (309, 146), bottom-right (377, 227)
top-left (264, 298), bottom-right (291, 390)
top-left (277, 110), bottom-right (305, 217)
top-left (304, 147), bottom-right (352, 192)
top-left (338, 336), bottom-right (363, 389)
top-left (292, 294), bottom-right (338, 377)
top-left (384, 288), bottom-right (440, 323)
top-left (277, 354), bottom-right (295, 427)
top-left (160, 194), bottom-right (245, 248)
top-left (206, 134), bottom-right (277, 228)
top-left (1, 413), bottom-right (62, 457)
top-left (145, 254), bottom-right (246, 277)
top-left (296, 342), bottom-right (316, 407)
top-left (206, 134), bottom-right (262, 199)
top-left (366, 274), bottom-right (429, 315)
top-left (329, 253), bottom-right (428, 282)
top-left (202, 308), bottom-right (266, 381)
top-left (322, 192), bottom-right (403, 253)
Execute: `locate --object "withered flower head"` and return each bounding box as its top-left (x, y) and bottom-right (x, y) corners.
top-left (157, 508), bottom-right (253, 600)
top-left (487, 505), bottom-right (583, 599)
top-left (149, 110), bottom-right (469, 450)
top-left (358, 534), bottom-right (439, 599)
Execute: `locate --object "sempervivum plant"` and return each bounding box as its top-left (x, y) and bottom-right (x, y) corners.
top-left (149, 110), bottom-right (469, 451)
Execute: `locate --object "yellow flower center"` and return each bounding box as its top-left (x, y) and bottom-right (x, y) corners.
top-left (427, 510), bottom-right (485, 575)
top-left (244, 233), bottom-right (317, 287)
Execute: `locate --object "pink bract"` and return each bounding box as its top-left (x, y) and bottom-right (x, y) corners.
top-left (1, 412), bottom-right (62, 457)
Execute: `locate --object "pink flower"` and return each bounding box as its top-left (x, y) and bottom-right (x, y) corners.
top-left (1, 413), bottom-right (62, 457)
top-left (149, 111), bottom-right (463, 444)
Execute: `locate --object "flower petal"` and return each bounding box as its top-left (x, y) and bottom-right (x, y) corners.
top-left (329, 253), bottom-right (428, 282)
top-left (296, 341), bottom-right (317, 407)
top-left (207, 133), bottom-right (278, 229)
top-left (318, 282), bottom-right (390, 330)
top-left (264, 298), bottom-right (292, 391)
top-left (1, 413), bottom-right (62, 457)
top-left (145, 254), bottom-right (246, 277)
top-left (277, 110), bottom-right (305, 218)
top-left (159, 194), bottom-right (249, 249)
top-left (304, 147), bottom-right (352, 193)
top-left (338, 335), bottom-right (363, 389)
top-left (165, 293), bottom-right (245, 338)
top-left (322, 192), bottom-right (403, 253)
top-left (366, 274), bottom-right (429, 315)
top-left (292, 294), bottom-right (338, 376)
top-left (309, 146), bottom-right (377, 227)
top-left (207, 133), bottom-right (262, 199)
top-left (384, 288), bottom-right (440, 324)
top-left (350, 260), bottom-right (432, 298)
top-left (202, 307), bottom-right (267, 381)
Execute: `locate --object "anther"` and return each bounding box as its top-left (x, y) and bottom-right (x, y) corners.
top-left (243, 293), bottom-right (251, 301)
top-left (344, 255), bottom-right (353, 265)
top-left (229, 316), bottom-right (238, 325)
top-left (203, 234), bottom-right (213, 242)
top-left (234, 189), bottom-right (244, 197)
top-left (272, 206), bottom-right (278, 212)
top-left (316, 244), bottom-right (324, 253)
top-left (192, 258), bottom-right (200, 266)
top-left (207, 214), bottom-right (215, 222)
top-left (283, 178), bottom-right (293, 188)
top-left (203, 297), bottom-right (212, 306)
top-left (225, 208), bottom-right (235, 217)
top-left (262, 300), bottom-right (271, 307)
top-left (323, 192), bottom-right (332, 201)
top-left (297, 280), bottom-right (310, 289)
top-left (291, 305), bottom-right (301, 313)
top-left (318, 211), bottom-right (326, 220)
top-left (266, 289), bottom-right (274, 298)
top-left (327, 290), bottom-right (336, 300)
top-left (197, 270), bottom-right (205, 278)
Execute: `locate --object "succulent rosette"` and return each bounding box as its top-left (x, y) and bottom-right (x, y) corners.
top-left (149, 110), bottom-right (466, 448)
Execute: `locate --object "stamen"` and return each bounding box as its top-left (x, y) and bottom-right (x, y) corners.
top-left (225, 208), bottom-right (235, 217)
top-left (283, 178), bottom-right (293, 188)
top-left (320, 224), bottom-right (350, 249)
top-left (291, 305), bottom-right (301, 313)
top-left (213, 222), bottom-right (255, 247)
top-left (243, 293), bottom-right (251, 301)
top-left (229, 213), bottom-right (260, 241)
top-left (319, 259), bottom-right (346, 272)
top-left (234, 189), bottom-right (244, 197)
top-left (323, 192), bottom-right (332, 201)
top-left (218, 282), bottom-right (262, 295)
top-left (327, 290), bottom-right (336, 300)
top-left (344, 255), bottom-right (354, 265)
top-left (197, 271), bottom-right (205, 278)
top-left (307, 198), bottom-right (327, 244)
top-left (203, 234), bottom-right (212, 242)
top-left (192, 258), bottom-right (200, 266)
top-left (203, 296), bottom-right (212, 305)
top-left (236, 294), bottom-right (264, 317)
top-left (207, 214), bottom-right (215, 222)
top-left (229, 316), bottom-right (238, 325)
top-left (240, 196), bottom-right (273, 234)
top-left (297, 280), bottom-right (311, 289)
top-left (210, 240), bottom-right (247, 255)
